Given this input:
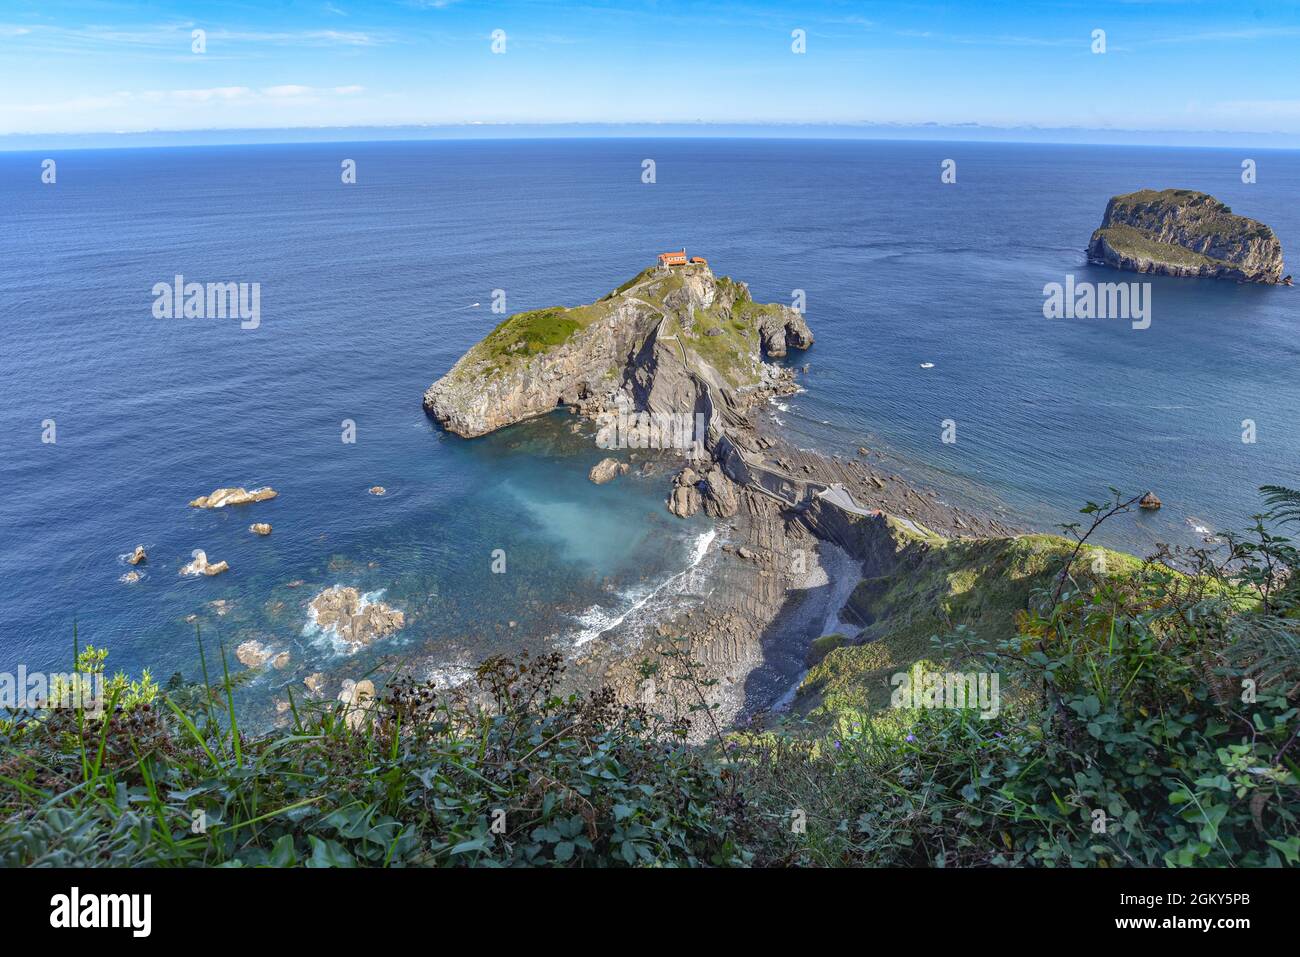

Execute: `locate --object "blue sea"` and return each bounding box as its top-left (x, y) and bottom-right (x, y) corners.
top-left (2, 139), bottom-right (1297, 717)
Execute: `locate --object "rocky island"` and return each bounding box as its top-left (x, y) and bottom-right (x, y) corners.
top-left (425, 256), bottom-right (828, 522)
top-left (424, 257), bottom-right (813, 439)
top-left (1087, 188), bottom-right (1286, 283)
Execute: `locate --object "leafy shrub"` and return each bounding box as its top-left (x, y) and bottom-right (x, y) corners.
top-left (0, 649), bottom-right (743, 867)
top-left (1, 490), bottom-right (1296, 867)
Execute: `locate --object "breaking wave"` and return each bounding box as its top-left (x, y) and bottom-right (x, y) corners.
top-left (566, 529), bottom-right (717, 648)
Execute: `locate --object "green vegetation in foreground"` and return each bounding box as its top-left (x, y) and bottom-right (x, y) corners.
top-left (2, 489), bottom-right (1297, 867)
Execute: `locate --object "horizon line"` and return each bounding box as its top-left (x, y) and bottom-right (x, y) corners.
top-left (4, 121), bottom-right (1300, 153)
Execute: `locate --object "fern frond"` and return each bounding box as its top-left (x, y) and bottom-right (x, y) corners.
top-left (1260, 485), bottom-right (1300, 527)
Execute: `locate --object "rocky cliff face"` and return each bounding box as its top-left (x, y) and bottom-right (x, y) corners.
top-left (423, 263), bottom-right (813, 437)
top-left (1086, 189), bottom-right (1285, 283)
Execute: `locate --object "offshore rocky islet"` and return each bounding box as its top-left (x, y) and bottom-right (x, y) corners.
top-left (1087, 188), bottom-right (1287, 284)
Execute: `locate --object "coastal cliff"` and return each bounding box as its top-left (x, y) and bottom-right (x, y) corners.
top-left (1086, 188), bottom-right (1286, 283)
top-left (423, 262), bottom-right (813, 438)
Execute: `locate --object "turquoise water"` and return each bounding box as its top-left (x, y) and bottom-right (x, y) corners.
top-left (2, 138), bottom-right (1297, 717)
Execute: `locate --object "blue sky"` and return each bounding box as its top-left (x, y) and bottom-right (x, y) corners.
top-left (2, 1), bottom-right (1299, 142)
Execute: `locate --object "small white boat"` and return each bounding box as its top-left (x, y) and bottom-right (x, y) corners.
top-left (919, 362), bottom-right (935, 369)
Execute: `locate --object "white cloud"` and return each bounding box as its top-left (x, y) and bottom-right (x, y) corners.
top-left (262, 85), bottom-right (314, 98)
top-left (1210, 100), bottom-right (1300, 119)
top-left (0, 21), bottom-right (384, 55)
top-left (171, 86), bottom-right (254, 102)
top-left (1, 84), bottom-right (366, 119)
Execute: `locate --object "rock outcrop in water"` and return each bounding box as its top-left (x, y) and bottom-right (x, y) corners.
top-left (180, 550), bottom-right (228, 577)
top-left (308, 585), bottom-right (405, 649)
top-left (189, 486), bottom-right (278, 508)
top-left (423, 262), bottom-right (812, 439)
top-left (236, 640), bottom-right (273, 668)
top-left (588, 458), bottom-right (629, 484)
top-left (1086, 189), bottom-right (1285, 283)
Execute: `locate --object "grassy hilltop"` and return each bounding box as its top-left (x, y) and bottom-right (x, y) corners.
top-left (424, 262), bottom-right (812, 437)
top-left (450, 265), bottom-right (789, 386)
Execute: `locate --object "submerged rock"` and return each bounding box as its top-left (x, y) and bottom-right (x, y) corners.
top-left (120, 570), bottom-right (141, 584)
top-left (1087, 189), bottom-right (1284, 283)
top-left (369, 486), bottom-right (386, 496)
top-left (588, 457), bottom-right (629, 484)
top-left (236, 640), bottom-right (273, 668)
top-left (304, 672), bottom-right (326, 694)
top-left (308, 585), bottom-right (405, 648)
top-left (189, 486), bottom-right (278, 508)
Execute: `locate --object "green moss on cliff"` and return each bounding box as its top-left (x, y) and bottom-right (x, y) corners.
top-left (462, 303), bottom-right (612, 378)
top-left (677, 308), bottom-right (759, 387)
top-left (797, 533), bottom-right (1142, 719)
top-left (1092, 224), bottom-right (1219, 269)
top-left (1107, 189), bottom-right (1273, 242)
top-left (444, 263), bottom-right (791, 392)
